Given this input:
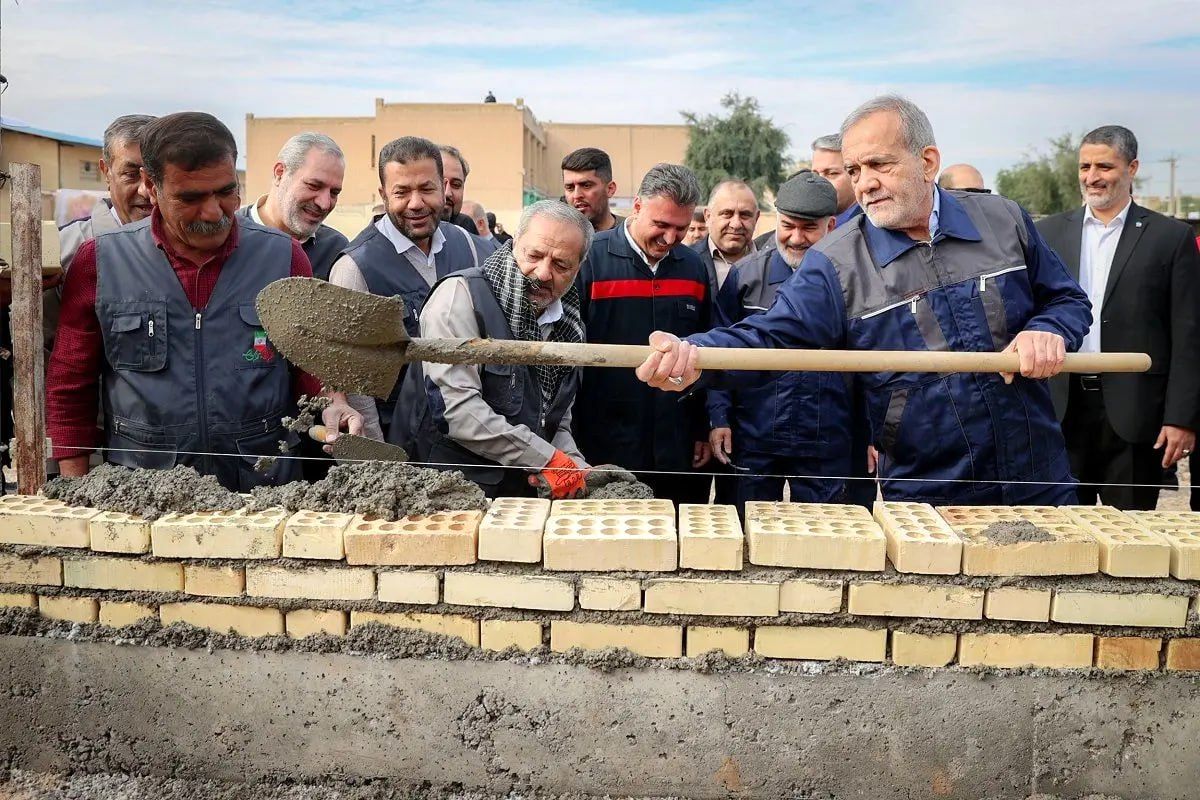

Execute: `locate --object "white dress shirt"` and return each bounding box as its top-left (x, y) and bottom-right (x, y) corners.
top-left (623, 218), bottom-right (659, 272)
top-left (1078, 199), bottom-right (1132, 354)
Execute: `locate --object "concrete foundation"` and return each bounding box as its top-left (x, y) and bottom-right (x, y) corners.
top-left (2, 636), bottom-right (1199, 798)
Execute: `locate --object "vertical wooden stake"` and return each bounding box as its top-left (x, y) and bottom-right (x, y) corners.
top-left (10, 163), bottom-right (47, 493)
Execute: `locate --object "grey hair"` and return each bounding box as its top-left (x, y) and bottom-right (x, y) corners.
top-left (840, 95), bottom-right (936, 156)
top-left (1082, 125), bottom-right (1138, 164)
top-left (277, 132), bottom-right (344, 175)
top-left (637, 163), bottom-right (702, 207)
top-left (516, 199), bottom-right (594, 257)
top-left (811, 133), bottom-right (842, 153)
top-left (439, 144), bottom-right (470, 178)
top-left (707, 179), bottom-right (756, 205)
top-left (102, 114), bottom-right (156, 162)
top-left (462, 199), bottom-right (487, 224)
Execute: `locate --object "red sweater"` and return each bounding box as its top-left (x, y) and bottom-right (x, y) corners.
top-left (46, 210), bottom-right (322, 461)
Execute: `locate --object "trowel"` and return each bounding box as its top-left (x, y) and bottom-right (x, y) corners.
top-left (307, 425), bottom-right (408, 464)
top-left (256, 277), bottom-right (1152, 397)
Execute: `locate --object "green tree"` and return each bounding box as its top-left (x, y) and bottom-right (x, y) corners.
top-left (995, 133), bottom-right (1081, 216)
top-left (681, 93), bottom-right (788, 203)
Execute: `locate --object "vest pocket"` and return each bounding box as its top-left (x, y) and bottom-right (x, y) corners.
top-left (480, 363), bottom-right (522, 416)
top-left (106, 303), bottom-right (167, 372)
top-left (235, 426), bottom-right (300, 490)
top-left (237, 304), bottom-right (281, 369)
top-left (880, 387), bottom-right (910, 454)
top-left (106, 419), bottom-right (178, 470)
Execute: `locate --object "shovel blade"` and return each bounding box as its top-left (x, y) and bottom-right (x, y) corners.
top-left (256, 277), bottom-right (411, 396)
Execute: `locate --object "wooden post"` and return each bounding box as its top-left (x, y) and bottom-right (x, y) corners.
top-left (10, 163), bottom-right (47, 493)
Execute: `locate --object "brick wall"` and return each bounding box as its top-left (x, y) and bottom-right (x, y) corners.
top-left (3, 496), bottom-right (1200, 672)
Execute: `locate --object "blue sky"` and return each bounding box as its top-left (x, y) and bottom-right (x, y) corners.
top-left (3, 0), bottom-right (1199, 196)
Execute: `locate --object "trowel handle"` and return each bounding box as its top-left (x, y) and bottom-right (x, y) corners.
top-left (307, 425), bottom-right (330, 443)
top-left (406, 338), bottom-right (1152, 374)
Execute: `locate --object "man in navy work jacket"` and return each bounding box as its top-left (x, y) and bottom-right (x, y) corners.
top-left (636, 95), bottom-right (1092, 507)
top-left (574, 163), bottom-right (714, 505)
top-left (709, 171), bottom-right (851, 512)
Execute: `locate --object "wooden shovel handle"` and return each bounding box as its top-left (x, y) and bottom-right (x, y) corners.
top-left (406, 339), bottom-right (1151, 374)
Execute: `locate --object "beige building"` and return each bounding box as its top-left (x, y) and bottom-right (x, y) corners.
top-left (245, 98), bottom-right (690, 237)
top-left (0, 119), bottom-right (106, 224)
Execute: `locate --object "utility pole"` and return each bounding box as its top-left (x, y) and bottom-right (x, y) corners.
top-left (1159, 155), bottom-right (1179, 217)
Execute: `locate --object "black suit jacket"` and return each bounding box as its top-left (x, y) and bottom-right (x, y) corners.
top-left (1037, 202), bottom-right (1200, 443)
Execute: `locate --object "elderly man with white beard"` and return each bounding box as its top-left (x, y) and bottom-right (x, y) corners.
top-left (635, 95), bottom-right (1093, 507)
top-left (239, 132), bottom-right (349, 280)
top-left (391, 200), bottom-right (594, 499)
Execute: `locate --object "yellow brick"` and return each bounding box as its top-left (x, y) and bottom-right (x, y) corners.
top-left (99, 601), bottom-right (157, 627)
top-left (443, 571), bottom-right (574, 611)
top-left (184, 564), bottom-right (245, 597)
top-left (350, 610), bottom-right (479, 646)
top-left (984, 587), bottom-right (1051, 622)
top-left (1061, 506), bottom-right (1171, 577)
top-left (1150, 529), bottom-right (1200, 580)
top-left (847, 582), bottom-right (983, 620)
top-left (939, 506), bottom-right (1098, 576)
top-left (63, 556), bottom-right (183, 592)
top-left (480, 619), bottom-right (543, 651)
top-left (1050, 591), bottom-right (1187, 628)
top-left (643, 578), bottom-right (779, 617)
top-left (873, 502), bottom-right (962, 574)
top-left (0, 552), bottom-right (62, 586)
top-left (1128, 511), bottom-right (1200, 530)
top-left (578, 577), bottom-right (640, 610)
top-left (778, 579), bottom-right (842, 613)
top-left (88, 511), bottom-right (151, 554)
top-left (686, 626), bottom-right (749, 657)
top-left (891, 632), bottom-right (957, 667)
top-left (1166, 639), bottom-right (1200, 671)
top-left (0, 592), bottom-right (36, 608)
top-left (0, 495), bottom-right (96, 547)
top-left (377, 571), bottom-right (440, 604)
top-left (286, 609), bottom-right (347, 638)
top-left (543, 515), bottom-right (677, 572)
top-left (160, 602), bottom-right (284, 637)
top-left (344, 511), bottom-right (480, 566)
top-left (282, 510), bottom-right (352, 560)
top-left (550, 498), bottom-right (674, 517)
top-left (746, 504), bottom-right (885, 570)
top-left (754, 625), bottom-right (886, 662)
top-left (478, 498), bottom-right (550, 563)
top-left (1096, 637), bottom-right (1161, 670)
top-left (959, 633), bottom-right (1093, 668)
top-left (151, 508), bottom-right (287, 559)
top-left (550, 620), bottom-right (682, 658)
top-left (37, 595), bottom-right (98, 623)
top-left (678, 504), bottom-right (743, 571)
top-left (245, 564), bottom-right (375, 601)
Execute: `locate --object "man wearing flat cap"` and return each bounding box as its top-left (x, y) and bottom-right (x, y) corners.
top-left (707, 171), bottom-right (852, 510)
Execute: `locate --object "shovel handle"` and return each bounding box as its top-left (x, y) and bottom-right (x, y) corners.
top-left (406, 339), bottom-right (1151, 374)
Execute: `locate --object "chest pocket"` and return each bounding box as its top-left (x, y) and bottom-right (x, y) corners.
top-left (105, 302), bottom-right (167, 372)
top-left (480, 363), bottom-right (522, 417)
top-left (237, 304), bottom-right (282, 370)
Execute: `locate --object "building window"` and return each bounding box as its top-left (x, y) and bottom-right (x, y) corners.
top-left (79, 160), bottom-right (99, 181)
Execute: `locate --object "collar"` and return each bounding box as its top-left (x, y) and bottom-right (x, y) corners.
top-left (767, 248), bottom-right (795, 284)
top-left (622, 218), bottom-right (657, 267)
top-left (149, 206), bottom-right (240, 264)
top-left (107, 201), bottom-right (120, 225)
top-left (251, 194), bottom-right (317, 243)
top-left (709, 237), bottom-right (754, 264)
top-left (834, 203), bottom-right (862, 229)
top-left (537, 297), bottom-right (564, 326)
top-left (375, 214), bottom-right (445, 257)
top-left (929, 184), bottom-right (942, 239)
top-left (1083, 197), bottom-right (1133, 229)
top-left (862, 185), bottom-right (981, 268)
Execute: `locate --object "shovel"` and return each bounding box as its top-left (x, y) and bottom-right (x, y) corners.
top-left (307, 425), bottom-right (408, 464)
top-left (256, 277), bottom-right (1152, 397)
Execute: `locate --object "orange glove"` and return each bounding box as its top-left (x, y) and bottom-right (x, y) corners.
top-left (528, 449), bottom-right (587, 499)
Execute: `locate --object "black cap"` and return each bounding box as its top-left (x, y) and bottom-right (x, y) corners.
top-left (775, 171), bottom-right (838, 220)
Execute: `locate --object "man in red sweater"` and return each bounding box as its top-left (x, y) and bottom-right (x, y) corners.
top-left (46, 111), bottom-right (361, 491)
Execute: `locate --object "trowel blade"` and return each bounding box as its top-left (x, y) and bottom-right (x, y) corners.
top-left (256, 277), bottom-right (411, 396)
top-left (330, 433), bottom-right (409, 464)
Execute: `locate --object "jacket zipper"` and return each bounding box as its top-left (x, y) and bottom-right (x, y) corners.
top-left (978, 264), bottom-right (1026, 292)
top-left (194, 311), bottom-right (210, 474)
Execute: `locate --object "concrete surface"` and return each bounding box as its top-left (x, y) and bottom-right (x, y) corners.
top-left (1, 635), bottom-right (1198, 799)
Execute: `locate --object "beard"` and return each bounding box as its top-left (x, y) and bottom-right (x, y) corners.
top-left (778, 245), bottom-right (806, 268)
top-left (283, 199), bottom-right (323, 239)
top-left (1081, 181), bottom-right (1125, 212)
top-left (389, 210), bottom-right (434, 243)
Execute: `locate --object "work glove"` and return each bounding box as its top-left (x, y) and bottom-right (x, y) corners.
top-left (528, 449), bottom-right (587, 499)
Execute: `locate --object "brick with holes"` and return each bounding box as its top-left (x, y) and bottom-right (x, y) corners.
top-left (938, 506), bottom-right (1098, 576)
top-left (1061, 506), bottom-right (1170, 577)
top-left (478, 498), bottom-right (551, 563)
top-left (151, 508), bottom-right (288, 559)
top-left (283, 510), bottom-right (354, 560)
top-left (873, 502), bottom-right (962, 574)
top-left (543, 514), bottom-right (676, 572)
top-left (678, 504), bottom-right (743, 571)
top-left (88, 510), bottom-right (152, 554)
top-left (343, 511), bottom-right (481, 566)
top-left (746, 503), bottom-right (885, 570)
top-left (0, 495), bottom-right (98, 548)
top-left (1126, 512), bottom-right (1200, 580)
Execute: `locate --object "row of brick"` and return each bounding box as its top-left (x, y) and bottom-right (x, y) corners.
top-left (2, 551), bottom-right (1194, 628)
top-left (7, 589), bottom-right (1200, 671)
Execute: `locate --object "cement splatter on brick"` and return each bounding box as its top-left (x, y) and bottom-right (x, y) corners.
top-left (979, 519), bottom-right (1056, 544)
top-left (43, 464), bottom-right (243, 521)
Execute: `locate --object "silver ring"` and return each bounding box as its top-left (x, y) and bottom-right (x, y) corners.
top-left (668, 376), bottom-right (684, 386)
top-left (1185, 449), bottom-right (1193, 455)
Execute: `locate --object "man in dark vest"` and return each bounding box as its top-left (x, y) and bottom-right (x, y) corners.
top-left (393, 200), bottom-right (593, 498)
top-left (238, 131), bottom-right (349, 281)
top-left (329, 136), bottom-right (482, 440)
top-left (46, 112), bottom-right (362, 491)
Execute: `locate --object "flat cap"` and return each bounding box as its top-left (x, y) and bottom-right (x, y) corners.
top-left (775, 170), bottom-right (838, 220)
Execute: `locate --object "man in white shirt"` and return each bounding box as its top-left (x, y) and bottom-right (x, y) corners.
top-left (1039, 125), bottom-right (1200, 509)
